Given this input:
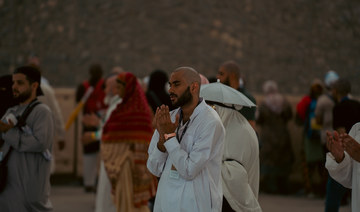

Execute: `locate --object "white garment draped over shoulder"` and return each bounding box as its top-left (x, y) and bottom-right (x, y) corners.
top-left (147, 99), bottom-right (225, 212)
top-left (326, 122), bottom-right (360, 211)
top-left (95, 95), bottom-right (122, 212)
top-left (216, 106), bottom-right (262, 212)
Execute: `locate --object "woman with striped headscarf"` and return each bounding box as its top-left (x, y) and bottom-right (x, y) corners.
top-left (101, 72), bottom-right (155, 212)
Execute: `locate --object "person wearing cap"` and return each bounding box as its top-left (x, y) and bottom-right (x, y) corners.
top-left (0, 66), bottom-right (54, 211)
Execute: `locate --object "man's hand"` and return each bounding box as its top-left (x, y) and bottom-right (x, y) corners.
top-left (342, 133), bottom-right (360, 163)
top-left (155, 105), bottom-right (179, 135)
top-left (154, 105), bottom-right (179, 152)
top-left (82, 113), bottom-right (100, 128)
top-left (326, 130), bottom-right (345, 163)
top-left (157, 135), bottom-right (166, 152)
top-left (81, 132), bottom-right (95, 145)
top-left (0, 120), bottom-right (15, 133)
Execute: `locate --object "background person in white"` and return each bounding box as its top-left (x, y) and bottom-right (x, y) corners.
top-left (214, 104), bottom-right (261, 211)
top-left (325, 123), bottom-right (360, 211)
top-left (81, 72), bottom-right (122, 212)
top-left (147, 67), bottom-right (225, 212)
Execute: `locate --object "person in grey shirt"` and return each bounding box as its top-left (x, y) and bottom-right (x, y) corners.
top-left (0, 66), bottom-right (54, 212)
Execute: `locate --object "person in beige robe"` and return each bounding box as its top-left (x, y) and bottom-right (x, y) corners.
top-left (214, 104), bottom-right (262, 211)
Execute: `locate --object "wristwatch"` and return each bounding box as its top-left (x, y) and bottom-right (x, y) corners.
top-left (164, 132), bottom-right (176, 140)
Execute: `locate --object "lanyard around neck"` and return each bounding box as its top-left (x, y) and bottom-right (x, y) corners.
top-left (175, 99), bottom-right (202, 143)
top-left (176, 109), bottom-right (190, 143)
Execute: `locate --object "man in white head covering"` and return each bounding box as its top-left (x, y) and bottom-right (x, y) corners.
top-left (207, 101), bottom-right (261, 212)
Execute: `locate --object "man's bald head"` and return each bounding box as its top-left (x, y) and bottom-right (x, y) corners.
top-left (173, 67), bottom-right (201, 86)
top-left (220, 60), bottom-right (240, 78)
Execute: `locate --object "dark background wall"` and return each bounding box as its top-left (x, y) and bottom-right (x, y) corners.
top-left (1, 0), bottom-right (359, 95)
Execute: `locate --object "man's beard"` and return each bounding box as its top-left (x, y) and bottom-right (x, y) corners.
top-left (223, 77), bottom-right (230, 86)
top-left (171, 86), bottom-right (192, 108)
top-left (13, 88), bottom-right (32, 104)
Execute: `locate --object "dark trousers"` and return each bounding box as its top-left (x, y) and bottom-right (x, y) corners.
top-left (222, 196), bottom-right (235, 212)
top-left (325, 176), bottom-right (348, 212)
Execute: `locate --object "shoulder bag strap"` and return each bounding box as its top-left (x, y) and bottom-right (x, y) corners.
top-left (3, 99), bottom-right (42, 160)
top-left (16, 99), bottom-right (41, 129)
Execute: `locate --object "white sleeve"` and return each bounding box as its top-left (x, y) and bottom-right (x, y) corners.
top-left (325, 123), bottom-right (360, 188)
top-left (147, 130), bottom-right (168, 177)
top-left (325, 152), bottom-right (353, 188)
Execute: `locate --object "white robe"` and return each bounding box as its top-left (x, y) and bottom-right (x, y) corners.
top-left (325, 122), bottom-right (360, 211)
top-left (147, 99), bottom-right (225, 212)
top-left (216, 106), bottom-right (262, 212)
top-left (95, 95), bottom-right (122, 212)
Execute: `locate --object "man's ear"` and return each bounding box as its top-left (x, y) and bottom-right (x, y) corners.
top-left (190, 82), bottom-right (200, 94)
top-left (32, 82), bottom-right (39, 93)
top-left (228, 72), bottom-right (239, 88)
top-left (229, 72), bottom-right (237, 80)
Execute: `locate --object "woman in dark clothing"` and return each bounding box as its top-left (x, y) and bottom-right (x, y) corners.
top-left (257, 80), bottom-right (294, 194)
top-left (146, 69), bottom-right (175, 113)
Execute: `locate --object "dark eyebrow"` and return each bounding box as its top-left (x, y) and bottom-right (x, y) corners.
top-left (169, 80), bottom-right (180, 85)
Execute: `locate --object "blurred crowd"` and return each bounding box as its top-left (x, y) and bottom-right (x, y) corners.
top-left (0, 55), bottom-right (359, 212)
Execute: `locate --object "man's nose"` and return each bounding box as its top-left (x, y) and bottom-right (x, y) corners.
top-left (168, 86), bottom-right (173, 94)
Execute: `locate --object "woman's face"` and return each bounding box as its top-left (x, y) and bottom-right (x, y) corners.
top-left (116, 82), bottom-right (125, 98)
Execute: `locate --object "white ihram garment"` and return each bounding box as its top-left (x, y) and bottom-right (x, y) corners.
top-left (147, 99), bottom-right (225, 212)
top-left (95, 95), bottom-right (122, 212)
top-left (326, 122), bottom-right (360, 212)
top-left (216, 105), bottom-right (262, 212)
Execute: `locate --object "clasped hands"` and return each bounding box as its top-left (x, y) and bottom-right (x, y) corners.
top-left (326, 130), bottom-right (360, 163)
top-left (154, 105), bottom-right (179, 152)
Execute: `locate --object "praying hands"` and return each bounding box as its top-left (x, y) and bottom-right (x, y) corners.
top-left (154, 105), bottom-right (179, 152)
top-left (326, 131), bottom-right (345, 163)
top-left (341, 133), bottom-right (360, 163)
top-left (326, 130), bottom-right (360, 163)
top-left (154, 105), bottom-right (179, 136)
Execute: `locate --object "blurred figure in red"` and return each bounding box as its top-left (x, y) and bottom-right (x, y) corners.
top-left (76, 64), bottom-right (107, 193)
top-left (296, 79), bottom-right (326, 197)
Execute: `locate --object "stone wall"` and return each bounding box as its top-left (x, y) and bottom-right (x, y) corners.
top-left (1, 0), bottom-right (360, 95)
